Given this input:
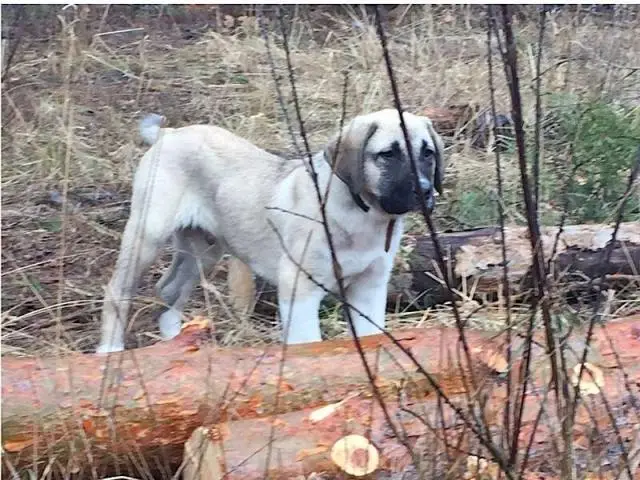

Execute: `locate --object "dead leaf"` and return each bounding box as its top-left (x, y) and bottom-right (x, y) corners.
top-left (223, 15), bottom-right (235, 29)
top-left (463, 455), bottom-right (499, 479)
top-left (571, 362), bottom-right (604, 396)
top-left (295, 446), bottom-right (329, 462)
top-left (486, 351), bottom-right (508, 373)
top-left (81, 416), bottom-right (96, 435)
top-left (3, 437), bottom-right (33, 452)
top-left (280, 381), bottom-right (294, 392)
top-left (270, 418), bottom-right (288, 428)
top-left (584, 473), bottom-right (614, 480)
top-left (183, 316), bottom-right (211, 330)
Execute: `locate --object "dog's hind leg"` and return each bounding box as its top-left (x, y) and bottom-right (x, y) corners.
top-left (227, 257), bottom-right (257, 318)
top-left (154, 239), bottom-right (184, 295)
top-left (97, 206), bottom-right (174, 354)
top-left (156, 228), bottom-right (223, 339)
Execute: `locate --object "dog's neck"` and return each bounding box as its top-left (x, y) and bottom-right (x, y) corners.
top-left (316, 151), bottom-right (370, 213)
top-left (311, 151), bottom-right (398, 253)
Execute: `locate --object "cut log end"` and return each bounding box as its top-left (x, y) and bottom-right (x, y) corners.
top-left (330, 434), bottom-right (380, 477)
top-left (183, 426), bottom-right (226, 480)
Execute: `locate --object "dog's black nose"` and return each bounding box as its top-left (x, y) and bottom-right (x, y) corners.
top-left (418, 177), bottom-right (433, 195)
top-left (414, 178), bottom-right (434, 211)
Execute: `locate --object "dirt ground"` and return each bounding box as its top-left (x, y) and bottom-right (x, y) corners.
top-left (2, 5), bottom-right (639, 356)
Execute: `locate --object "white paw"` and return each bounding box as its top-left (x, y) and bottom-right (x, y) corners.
top-left (354, 317), bottom-right (385, 338)
top-left (159, 309), bottom-right (182, 340)
top-left (95, 343), bottom-right (124, 354)
top-left (355, 327), bottom-right (383, 337)
top-left (279, 297), bottom-right (323, 345)
top-left (282, 326), bottom-right (322, 345)
top-left (283, 333), bottom-right (322, 345)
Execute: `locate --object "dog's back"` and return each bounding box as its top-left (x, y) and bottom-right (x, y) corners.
top-left (137, 114), bottom-right (294, 176)
top-left (132, 115), bottom-right (307, 280)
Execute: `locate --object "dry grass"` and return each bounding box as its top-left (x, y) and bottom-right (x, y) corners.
top-left (2, 5), bottom-right (640, 356)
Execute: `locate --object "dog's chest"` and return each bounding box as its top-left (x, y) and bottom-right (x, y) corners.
top-left (333, 220), bottom-right (398, 279)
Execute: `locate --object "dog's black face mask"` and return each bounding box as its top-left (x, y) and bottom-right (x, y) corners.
top-left (376, 140), bottom-right (436, 216)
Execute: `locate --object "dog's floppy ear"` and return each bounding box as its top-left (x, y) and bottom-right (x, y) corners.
top-left (423, 118), bottom-right (446, 195)
top-left (326, 120), bottom-right (378, 211)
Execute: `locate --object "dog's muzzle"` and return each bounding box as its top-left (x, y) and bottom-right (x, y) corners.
top-left (379, 177), bottom-right (435, 215)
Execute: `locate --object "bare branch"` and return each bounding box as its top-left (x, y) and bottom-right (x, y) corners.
top-left (374, 6), bottom-right (513, 476)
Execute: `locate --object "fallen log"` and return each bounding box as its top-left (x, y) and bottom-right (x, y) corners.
top-left (3, 314), bottom-right (640, 478)
top-left (422, 104), bottom-right (476, 137)
top-left (0, 319), bottom-right (490, 477)
top-left (183, 372), bottom-right (640, 480)
top-left (401, 221), bottom-right (640, 306)
top-left (245, 222), bottom-right (640, 313)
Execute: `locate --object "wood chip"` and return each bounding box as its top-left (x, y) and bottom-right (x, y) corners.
top-left (308, 392), bottom-right (359, 423)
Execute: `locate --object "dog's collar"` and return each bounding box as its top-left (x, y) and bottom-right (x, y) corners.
top-left (322, 151), bottom-right (370, 213)
top-left (320, 151), bottom-right (393, 251)
top-left (351, 193), bottom-right (370, 212)
top-left (384, 219), bottom-right (396, 253)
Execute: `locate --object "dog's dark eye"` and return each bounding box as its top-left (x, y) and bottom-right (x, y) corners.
top-left (421, 148), bottom-right (434, 162)
top-left (378, 150), bottom-right (395, 160)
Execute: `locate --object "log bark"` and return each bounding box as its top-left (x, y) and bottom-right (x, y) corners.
top-left (3, 314), bottom-right (640, 478)
top-left (248, 222), bottom-right (640, 313)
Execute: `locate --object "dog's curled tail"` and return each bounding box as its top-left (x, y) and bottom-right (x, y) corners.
top-left (139, 113), bottom-right (166, 145)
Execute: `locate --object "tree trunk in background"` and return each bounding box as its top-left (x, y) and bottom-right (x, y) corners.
top-left (3, 315), bottom-right (640, 478)
top-left (249, 222), bottom-right (640, 314)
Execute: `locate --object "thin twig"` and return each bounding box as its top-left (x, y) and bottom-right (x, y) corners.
top-left (55, 7), bottom-right (77, 352)
top-left (495, 6), bottom-right (573, 477)
top-left (261, 230), bottom-right (312, 478)
top-left (532, 8), bottom-right (546, 213)
top-left (486, 7), bottom-right (515, 461)
top-left (374, 4), bottom-right (480, 400)
top-left (519, 381), bottom-right (553, 477)
top-left (256, 6), bottom-right (302, 158)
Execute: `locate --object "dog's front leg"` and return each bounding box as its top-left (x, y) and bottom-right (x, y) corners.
top-left (344, 261), bottom-right (391, 338)
top-left (277, 258), bottom-right (325, 344)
